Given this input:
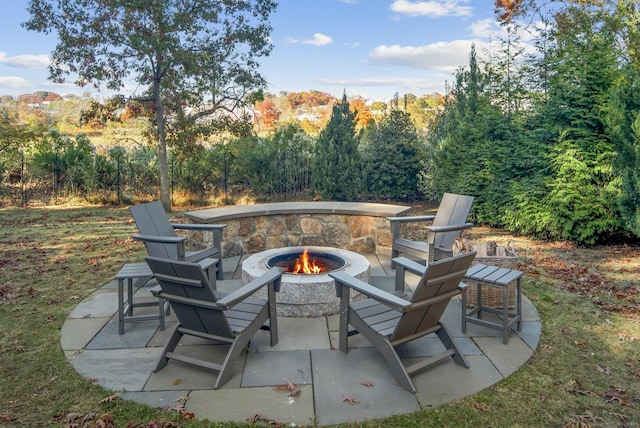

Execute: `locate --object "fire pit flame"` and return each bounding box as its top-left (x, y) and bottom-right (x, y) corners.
top-left (293, 248), bottom-right (323, 274)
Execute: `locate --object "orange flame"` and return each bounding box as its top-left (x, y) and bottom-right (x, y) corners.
top-left (292, 248), bottom-right (323, 274)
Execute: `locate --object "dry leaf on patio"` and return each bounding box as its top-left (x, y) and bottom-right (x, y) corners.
top-left (359, 381), bottom-right (374, 387)
top-left (288, 388), bottom-right (301, 398)
top-left (342, 395), bottom-right (360, 405)
top-left (174, 396), bottom-right (189, 402)
top-left (285, 380), bottom-right (297, 391)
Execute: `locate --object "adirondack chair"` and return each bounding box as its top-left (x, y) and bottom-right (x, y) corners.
top-left (387, 193), bottom-right (474, 267)
top-left (145, 256), bottom-right (284, 390)
top-left (130, 201), bottom-right (226, 280)
top-left (329, 251), bottom-right (477, 393)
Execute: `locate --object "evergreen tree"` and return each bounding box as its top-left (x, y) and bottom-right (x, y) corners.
top-left (607, 64), bottom-right (640, 236)
top-left (362, 108), bottom-right (423, 200)
top-left (511, 6), bottom-right (622, 244)
top-left (427, 45), bottom-right (516, 222)
top-left (312, 93), bottom-right (361, 200)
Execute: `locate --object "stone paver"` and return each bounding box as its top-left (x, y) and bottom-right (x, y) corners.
top-left (61, 252), bottom-right (541, 426)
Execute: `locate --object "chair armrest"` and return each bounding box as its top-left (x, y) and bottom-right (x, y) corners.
top-left (427, 222), bottom-right (474, 234)
top-left (216, 267), bottom-right (285, 309)
top-left (132, 233), bottom-right (187, 244)
top-left (330, 271), bottom-right (410, 311)
top-left (392, 256), bottom-right (427, 276)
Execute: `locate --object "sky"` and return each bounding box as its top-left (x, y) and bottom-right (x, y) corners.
top-left (0, 1), bottom-right (517, 103)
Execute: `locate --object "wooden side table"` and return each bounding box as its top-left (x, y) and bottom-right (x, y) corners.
top-left (461, 263), bottom-right (523, 344)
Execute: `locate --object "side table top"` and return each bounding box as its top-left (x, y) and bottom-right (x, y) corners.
top-left (465, 263), bottom-right (523, 286)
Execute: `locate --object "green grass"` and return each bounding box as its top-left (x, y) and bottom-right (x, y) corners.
top-left (1, 204), bottom-right (639, 427)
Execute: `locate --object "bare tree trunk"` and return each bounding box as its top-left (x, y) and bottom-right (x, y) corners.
top-left (153, 80), bottom-right (172, 212)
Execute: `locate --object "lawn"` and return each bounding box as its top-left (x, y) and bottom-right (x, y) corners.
top-left (1, 203), bottom-right (639, 427)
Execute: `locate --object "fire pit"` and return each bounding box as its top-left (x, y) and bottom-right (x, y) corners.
top-left (242, 246), bottom-right (370, 317)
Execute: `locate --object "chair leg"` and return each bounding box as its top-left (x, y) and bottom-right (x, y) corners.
top-left (350, 313), bottom-right (416, 393)
top-left (154, 324), bottom-right (182, 371)
top-left (435, 322), bottom-right (469, 368)
top-left (216, 259), bottom-right (224, 280)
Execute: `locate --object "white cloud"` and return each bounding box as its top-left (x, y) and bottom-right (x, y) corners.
top-left (317, 74), bottom-right (449, 98)
top-left (390, 0), bottom-right (473, 18)
top-left (369, 39), bottom-right (490, 72)
top-left (302, 33), bottom-right (333, 46)
top-left (0, 76), bottom-right (31, 89)
top-left (284, 33), bottom-right (333, 47)
top-left (0, 52), bottom-right (50, 69)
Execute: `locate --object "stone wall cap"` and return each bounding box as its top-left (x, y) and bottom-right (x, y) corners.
top-left (186, 201), bottom-right (411, 223)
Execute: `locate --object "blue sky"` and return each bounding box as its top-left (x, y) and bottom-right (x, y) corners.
top-left (0, 1), bottom-right (513, 102)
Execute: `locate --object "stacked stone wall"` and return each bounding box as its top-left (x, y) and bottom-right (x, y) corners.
top-left (192, 213), bottom-right (394, 257)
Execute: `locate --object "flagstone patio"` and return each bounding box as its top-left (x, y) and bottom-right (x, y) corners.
top-left (61, 251), bottom-right (541, 426)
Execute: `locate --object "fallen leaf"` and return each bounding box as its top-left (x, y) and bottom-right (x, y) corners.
top-left (359, 381), bottom-right (374, 387)
top-left (342, 395), bottom-right (360, 405)
top-left (99, 394), bottom-right (118, 403)
top-left (472, 400), bottom-right (488, 411)
top-left (288, 388), bottom-right (301, 398)
top-left (596, 364), bottom-right (612, 375)
top-left (174, 395), bottom-right (189, 402)
top-left (246, 414), bottom-right (283, 426)
top-left (95, 413), bottom-right (114, 428)
top-left (173, 378), bottom-right (182, 385)
top-left (573, 340), bottom-right (588, 348)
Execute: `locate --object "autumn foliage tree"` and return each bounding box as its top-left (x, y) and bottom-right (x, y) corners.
top-left (24, 0), bottom-right (277, 211)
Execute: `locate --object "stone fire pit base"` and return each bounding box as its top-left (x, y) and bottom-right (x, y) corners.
top-left (241, 246), bottom-right (371, 317)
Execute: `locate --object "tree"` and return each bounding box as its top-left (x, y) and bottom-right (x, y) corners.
top-left (312, 92), bottom-right (361, 200)
top-left (362, 108), bottom-right (423, 200)
top-left (607, 64), bottom-right (640, 236)
top-left (24, 0), bottom-right (277, 210)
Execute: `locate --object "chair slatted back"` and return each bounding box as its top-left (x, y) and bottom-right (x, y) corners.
top-left (392, 252), bottom-right (476, 341)
top-left (431, 193), bottom-right (474, 250)
top-left (130, 201), bottom-right (180, 259)
top-left (145, 256), bottom-right (233, 339)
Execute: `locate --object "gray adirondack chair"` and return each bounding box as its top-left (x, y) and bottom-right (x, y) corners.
top-left (130, 201), bottom-right (226, 280)
top-left (329, 251), bottom-right (477, 393)
top-left (145, 256), bottom-right (284, 390)
top-left (387, 193), bottom-right (474, 266)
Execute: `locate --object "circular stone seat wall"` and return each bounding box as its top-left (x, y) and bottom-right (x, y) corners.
top-left (184, 202), bottom-right (411, 257)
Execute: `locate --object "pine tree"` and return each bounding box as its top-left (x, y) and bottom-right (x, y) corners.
top-left (312, 93), bottom-right (361, 200)
top-left (607, 64), bottom-right (640, 236)
top-left (362, 108), bottom-right (422, 200)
